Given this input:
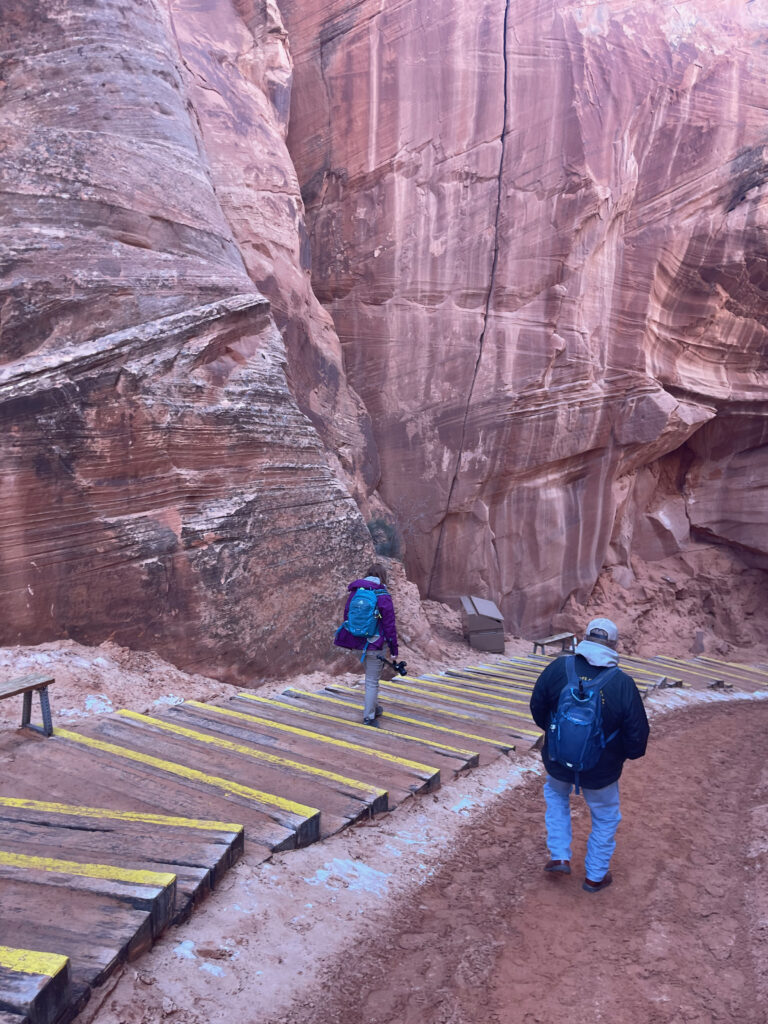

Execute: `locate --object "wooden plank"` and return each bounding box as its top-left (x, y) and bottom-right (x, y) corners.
top-left (163, 702), bottom-right (430, 811)
top-left (0, 946), bottom-right (69, 1024)
top-left (0, 676), bottom-right (54, 700)
top-left (0, 803), bottom-right (242, 904)
top-left (0, 796), bottom-right (244, 836)
top-left (690, 657), bottom-right (768, 689)
top-left (443, 667), bottom-right (536, 689)
top-left (694, 656), bottom-right (768, 682)
top-left (221, 692), bottom-right (480, 773)
top-left (0, 828), bottom-right (210, 921)
top-left (490, 659), bottom-right (664, 693)
top-left (426, 671), bottom-right (535, 700)
top-left (0, 968), bottom-right (61, 1024)
top-left (0, 852), bottom-right (175, 940)
top-left (281, 689), bottom-right (510, 763)
top-left (181, 699), bottom-right (442, 798)
top-left (52, 728), bottom-right (321, 848)
top-left (218, 698), bottom-right (442, 786)
top-left (0, 742), bottom-right (297, 854)
top-left (322, 683), bottom-right (526, 748)
top-left (117, 710), bottom-right (389, 812)
top-left (87, 714), bottom-right (384, 837)
top-left (0, 798), bottom-right (244, 878)
top-left (0, 878), bottom-right (155, 983)
top-left (368, 678), bottom-right (541, 736)
top-left (159, 706), bottom-right (441, 808)
top-left (461, 664), bottom-right (540, 683)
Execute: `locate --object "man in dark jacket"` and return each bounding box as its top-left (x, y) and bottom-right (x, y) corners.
top-left (529, 618), bottom-right (649, 893)
top-left (334, 563), bottom-right (399, 726)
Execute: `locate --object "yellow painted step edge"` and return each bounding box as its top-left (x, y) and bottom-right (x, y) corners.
top-left (0, 850), bottom-right (175, 888)
top-left (0, 946), bottom-right (69, 977)
top-left (53, 728), bottom-right (318, 824)
top-left (199, 700), bottom-right (439, 776)
top-left (238, 693), bottom-right (479, 758)
top-left (426, 673), bottom-right (534, 696)
top-left (398, 676), bottom-right (528, 708)
top-left (283, 690), bottom-right (518, 748)
top-left (326, 685), bottom-right (537, 740)
top-left (378, 679), bottom-right (536, 723)
top-left (0, 796), bottom-right (243, 835)
top-left (116, 711), bottom-right (386, 800)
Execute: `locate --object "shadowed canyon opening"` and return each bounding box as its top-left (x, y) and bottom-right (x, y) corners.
top-left (1, 0), bottom-right (767, 675)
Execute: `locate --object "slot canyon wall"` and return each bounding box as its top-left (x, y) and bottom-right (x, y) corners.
top-left (1, 0), bottom-right (767, 678)
top-left (281, 0), bottom-right (768, 640)
top-left (0, 0), bottom-right (378, 681)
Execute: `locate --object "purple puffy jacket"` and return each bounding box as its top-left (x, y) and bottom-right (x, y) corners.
top-left (333, 578), bottom-right (399, 657)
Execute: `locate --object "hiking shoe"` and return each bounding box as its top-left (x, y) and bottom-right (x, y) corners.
top-left (582, 871), bottom-right (613, 894)
top-left (374, 705), bottom-right (384, 718)
top-left (544, 859), bottom-right (571, 874)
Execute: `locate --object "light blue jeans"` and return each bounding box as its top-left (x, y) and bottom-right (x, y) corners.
top-left (543, 774), bottom-right (622, 882)
top-left (362, 648), bottom-right (386, 720)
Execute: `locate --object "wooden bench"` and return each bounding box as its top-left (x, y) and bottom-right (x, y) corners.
top-left (532, 632), bottom-right (576, 656)
top-left (0, 674), bottom-right (55, 736)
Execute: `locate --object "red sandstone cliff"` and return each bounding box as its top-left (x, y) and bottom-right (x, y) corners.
top-left (0, 0), bottom-right (375, 680)
top-left (1, 0), bottom-right (767, 675)
top-left (281, 0), bottom-right (768, 635)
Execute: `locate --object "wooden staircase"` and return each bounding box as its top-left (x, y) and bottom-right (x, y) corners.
top-left (1, 651), bottom-right (764, 1023)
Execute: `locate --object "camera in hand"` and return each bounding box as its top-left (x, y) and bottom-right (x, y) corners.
top-left (376, 654), bottom-right (408, 676)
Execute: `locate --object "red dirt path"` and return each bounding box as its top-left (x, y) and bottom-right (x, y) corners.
top-left (267, 701), bottom-right (768, 1024)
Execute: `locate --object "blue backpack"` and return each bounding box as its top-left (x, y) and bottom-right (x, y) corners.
top-left (338, 586), bottom-right (385, 661)
top-left (547, 657), bottom-right (620, 792)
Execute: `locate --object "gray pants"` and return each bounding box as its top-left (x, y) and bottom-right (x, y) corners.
top-left (362, 648), bottom-right (387, 720)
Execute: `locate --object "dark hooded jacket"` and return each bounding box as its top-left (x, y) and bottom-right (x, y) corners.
top-left (529, 653), bottom-right (650, 789)
top-left (333, 578), bottom-right (399, 656)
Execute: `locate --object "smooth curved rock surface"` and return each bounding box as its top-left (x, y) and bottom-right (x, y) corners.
top-left (281, 0), bottom-right (768, 634)
top-left (0, 0), bottom-right (374, 679)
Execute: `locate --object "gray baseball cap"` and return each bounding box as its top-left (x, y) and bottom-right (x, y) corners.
top-left (584, 618), bottom-right (619, 645)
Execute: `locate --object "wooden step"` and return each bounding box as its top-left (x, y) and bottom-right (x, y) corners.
top-left (326, 680), bottom-right (540, 743)
top-left (273, 689), bottom-right (482, 769)
top-left (85, 713), bottom-right (383, 838)
top-left (0, 850), bottom-right (176, 941)
top-left (228, 691), bottom-right (475, 775)
top-left (283, 687), bottom-right (514, 761)
top-left (0, 879), bottom-right (156, 985)
top-left (322, 683), bottom-right (525, 749)
top-left (0, 739), bottom-right (297, 853)
top-left (0, 946), bottom-right (70, 1024)
top-left (51, 728), bottom-right (319, 849)
top-left (0, 798), bottom-right (243, 922)
top-left (182, 698), bottom-right (442, 802)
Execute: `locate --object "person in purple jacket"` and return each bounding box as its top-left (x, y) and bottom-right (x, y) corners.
top-left (334, 563), bottom-right (399, 726)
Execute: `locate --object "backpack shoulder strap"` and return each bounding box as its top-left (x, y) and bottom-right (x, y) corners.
top-left (564, 655), bottom-right (578, 688)
top-left (593, 666), bottom-right (621, 742)
top-left (593, 666), bottom-right (620, 691)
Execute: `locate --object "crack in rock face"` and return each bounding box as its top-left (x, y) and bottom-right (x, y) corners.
top-left (280, 0), bottom-right (768, 636)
